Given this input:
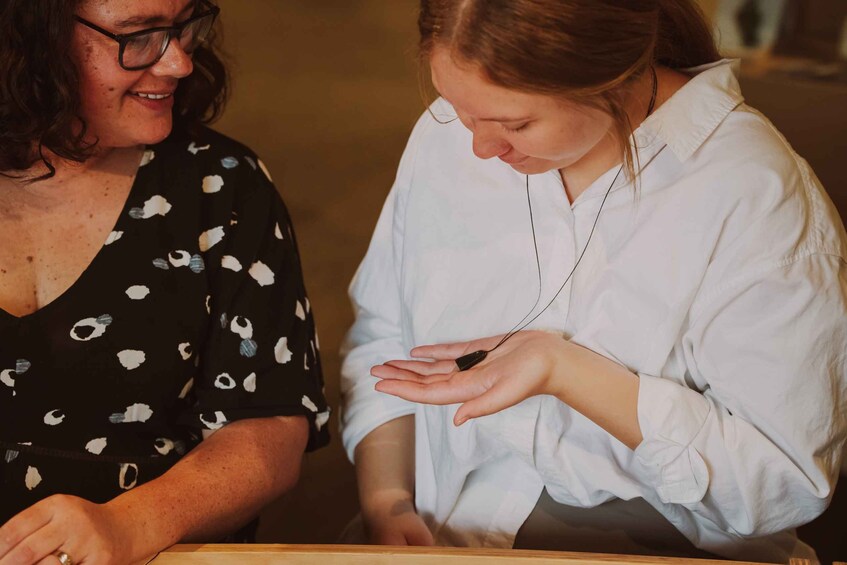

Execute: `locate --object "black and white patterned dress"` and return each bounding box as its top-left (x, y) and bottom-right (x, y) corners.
top-left (0, 126), bottom-right (330, 523)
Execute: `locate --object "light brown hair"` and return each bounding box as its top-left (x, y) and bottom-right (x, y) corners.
top-left (419, 0), bottom-right (720, 181)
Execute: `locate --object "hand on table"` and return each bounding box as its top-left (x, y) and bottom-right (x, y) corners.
top-left (372, 330), bottom-right (569, 427)
top-left (362, 491), bottom-right (433, 546)
top-left (0, 495), bottom-right (129, 565)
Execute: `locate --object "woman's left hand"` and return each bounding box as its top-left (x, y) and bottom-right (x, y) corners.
top-left (0, 494), bottom-right (129, 565)
top-left (372, 330), bottom-right (570, 427)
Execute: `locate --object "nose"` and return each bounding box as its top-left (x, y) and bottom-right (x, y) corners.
top-left (150, 36), bottom-right (194, 79)
top-left (471, 122), bottom-right (511, 160)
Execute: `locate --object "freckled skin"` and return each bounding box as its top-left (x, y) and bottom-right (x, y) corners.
top-left (73, 0), bottom-right (195, 149)
top-left (0, 4), bottom-right (311, 564)
top-left (0, 0), bottom-right (196, 317)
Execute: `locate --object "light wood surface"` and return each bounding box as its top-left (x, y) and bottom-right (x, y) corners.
top-left (149, 544), bottom-right (775, 565)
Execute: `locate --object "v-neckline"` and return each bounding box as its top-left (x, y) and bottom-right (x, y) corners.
top-left (0, 148), bottom-right (152, 322)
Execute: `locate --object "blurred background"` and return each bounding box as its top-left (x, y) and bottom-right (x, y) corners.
top-left (211, 0), bottom-right (847, 561)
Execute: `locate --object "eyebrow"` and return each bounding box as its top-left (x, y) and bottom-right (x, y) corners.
top-left (114, 1), bottom-right (196, 29)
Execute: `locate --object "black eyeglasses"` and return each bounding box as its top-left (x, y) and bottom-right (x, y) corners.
top-left (74, 0), bottom-right (220, 71)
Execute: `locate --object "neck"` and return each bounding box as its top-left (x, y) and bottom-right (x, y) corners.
top-left (559, 65), bottom-right (678, 202)
top-left (559, 134), bottom-right (620, 203)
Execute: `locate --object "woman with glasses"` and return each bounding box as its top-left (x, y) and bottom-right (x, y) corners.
top-left (0, 1), bottom-right (329, 563)
top-left (341, 0), bottom-right (847, 561)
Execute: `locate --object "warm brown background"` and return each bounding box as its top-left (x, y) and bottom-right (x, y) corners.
top-left (211, 0), bottom-right (846, 560)
top-left (213, 0), bottom-right (422, 544)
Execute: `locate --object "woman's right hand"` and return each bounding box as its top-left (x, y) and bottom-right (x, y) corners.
top-left (354, 416), bottom-right (431, 545)
top-left (361, 491), bottom-right (433, 546)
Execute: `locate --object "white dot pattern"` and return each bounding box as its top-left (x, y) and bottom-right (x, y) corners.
top-left (0, 130), bottom-right (329, 518)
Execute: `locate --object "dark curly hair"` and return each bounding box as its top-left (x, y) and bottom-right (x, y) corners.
top-left (0, 0), bottom-right (229, 180)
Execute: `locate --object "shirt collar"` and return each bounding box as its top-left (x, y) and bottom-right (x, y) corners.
top-left (635, 59), bottom-right (745, 163)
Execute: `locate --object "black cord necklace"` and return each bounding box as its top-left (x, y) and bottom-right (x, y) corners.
top-left (456, 66), bottom-right (658, 371)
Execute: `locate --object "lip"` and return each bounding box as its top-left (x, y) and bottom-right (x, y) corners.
top-left (127, 90), bottom-right (175, 112)
top-left (499, 154), bottom-right (528, 165)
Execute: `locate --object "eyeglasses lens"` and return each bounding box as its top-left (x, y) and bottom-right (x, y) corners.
top-left (121, 13), bottom-right (214, 70)
top-left (179, 15), bottom-right (214, 53)
top-left (123, 32), bottom-right (170, 69)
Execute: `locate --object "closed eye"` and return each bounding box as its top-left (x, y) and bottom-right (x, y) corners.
top-left (502, 122), bottom-right (530, 133)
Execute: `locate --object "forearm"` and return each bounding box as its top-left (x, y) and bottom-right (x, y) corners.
top-left (549, 341), bottom-right (643, 450)
top-left (354, 415), bottom-right (415, 516)
top-left (549, 341), bottom-right (837, 533)
top-left (106, 415), bottom-right (308, 562)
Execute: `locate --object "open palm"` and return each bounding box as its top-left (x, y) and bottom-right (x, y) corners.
top-left (372, 331), bottom-right (566, 426)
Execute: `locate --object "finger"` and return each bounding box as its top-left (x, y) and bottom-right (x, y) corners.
top-left (0, 522), bottom-right (64, 565)
top-left (410, 335), bottom-right (504, 361)
top-left (383, 359), bottom-right (456, 376)
top-left (454, 378), bottom-right (531, 426)
top-left (0, 504), bottom-right (52, 559)
top-left (375, 375), bottom-right (484, 405)
top-left (371, 364), bottom-right (453, 384)
top-left (373, 531), bottom-right (410, 546)
top-left (404, 523), bottom-right (435, 546)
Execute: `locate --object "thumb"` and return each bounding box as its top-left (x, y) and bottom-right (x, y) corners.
top-left (404, 522), bottom-right (434, 546)
top-left (454, 381), bottom-right (519, 426)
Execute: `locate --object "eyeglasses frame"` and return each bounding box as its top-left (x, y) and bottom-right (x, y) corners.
top-left (73, 0), bottom-right (220, 71)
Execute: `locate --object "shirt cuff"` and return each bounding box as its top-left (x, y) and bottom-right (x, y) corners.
top-left (340, 375), bottom-right (417, 462)
top-left (634, 373), bottom-right (711, 505)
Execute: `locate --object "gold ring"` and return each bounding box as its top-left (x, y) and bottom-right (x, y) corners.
top-left (54, 550), bottom-right (74, 565)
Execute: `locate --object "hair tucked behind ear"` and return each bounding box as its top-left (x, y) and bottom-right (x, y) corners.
top-left (419, 0), bottom-right (719, 182)
top-left (0, 0), bottom-right (229, 181)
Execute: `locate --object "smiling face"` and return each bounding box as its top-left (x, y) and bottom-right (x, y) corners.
top-left (71, 0), bottom-right (197, 149)
top-left (430, 47), bottom-right (616, 176)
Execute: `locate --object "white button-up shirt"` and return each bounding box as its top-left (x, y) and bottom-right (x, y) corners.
top-left (340, 60), bottom-right (847, 562)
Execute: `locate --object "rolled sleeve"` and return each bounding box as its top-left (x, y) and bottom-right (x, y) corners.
top-left (634, 253), bottom-right (846, 537)
top-left (635, 374), bottom-right (711, 505)
top-left (340, 114), bottom-right (433, 461)
top-left (341, 269), bottom-right (417, 461)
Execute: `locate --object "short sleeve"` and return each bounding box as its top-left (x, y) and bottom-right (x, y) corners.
top-left (180, 152), bottom-right (329, 452)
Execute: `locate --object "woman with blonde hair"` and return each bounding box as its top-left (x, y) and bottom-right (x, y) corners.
top-left (341, 0), bottom-right (847, 561)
